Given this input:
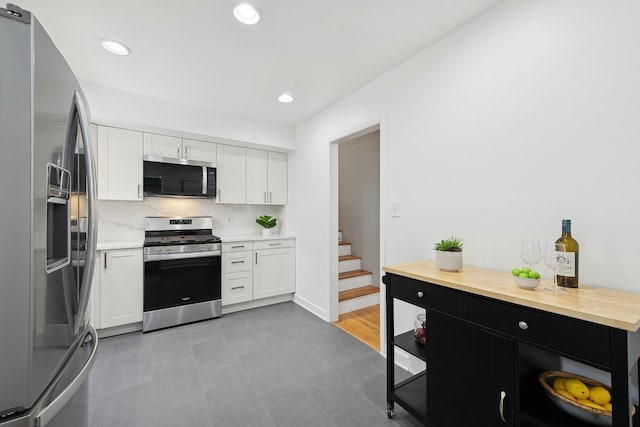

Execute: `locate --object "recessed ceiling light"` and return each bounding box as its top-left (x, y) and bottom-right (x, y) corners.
top-left (278, 94), bottom-right (294, 103)
top-left (101, 39), bottom-right (130, 55)
top-left (233, 3), bottom-right (260, 25)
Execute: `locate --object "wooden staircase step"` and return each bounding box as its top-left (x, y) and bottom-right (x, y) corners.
top-left (339, 285), bottom-right (379, 302)
top-left (339, 255), bottom-right (361, 262)
top-left (339, 269), bottom-right (372, 280)
top-left (338, 241), bottom-right (351, 246)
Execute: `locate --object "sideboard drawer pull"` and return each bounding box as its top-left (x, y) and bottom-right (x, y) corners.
top-left (518, 321), bottom-right (528, 330)
top-left (417, 291), bottom-right (424, 298)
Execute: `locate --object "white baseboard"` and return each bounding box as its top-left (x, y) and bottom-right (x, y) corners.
top-left (293, 294), bottom-right (328, 321)
top-left (222, 294), bottom-right (293, 315)
top-left (97, 322), bottom-right (142, 338)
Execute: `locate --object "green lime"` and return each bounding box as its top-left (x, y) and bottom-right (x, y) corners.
top-left (528, 271), bottom-right (540, 279)
top-left (519, 272), bottom-right (529, 278)
top-left (521, 267), bottom-right (532, 273)
top-left (512, 268), bottom-right (521, 277)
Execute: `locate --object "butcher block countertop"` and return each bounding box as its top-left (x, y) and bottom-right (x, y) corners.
top-left (383, 260), bottom-right (640, 332)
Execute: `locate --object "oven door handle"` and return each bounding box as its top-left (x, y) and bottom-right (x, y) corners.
top-left (144, 250), bottom-right (221, 262)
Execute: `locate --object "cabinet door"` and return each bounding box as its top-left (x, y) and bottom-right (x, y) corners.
top-left (246, 149), bottom-right (268, 204)
top-left (216, 144), bottom-right (246, 203)
top-left (183, 139), bottom-right (216, 165)
top-left (143, 132), bottom-right (182, 159)
top-left (267, 151), bottom-right (287, 205)
top-left (99, 248), bottom-right (143, 329)
top-left (97, 126), bottom-right (143, 200)
top-left (428, 311), bottom-right (514, 427)
top-left (253, 248), bottom-right (295, 299)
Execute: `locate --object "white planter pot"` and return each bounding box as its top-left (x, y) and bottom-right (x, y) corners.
top-left (435, 251), bottom-right (463, 272)
top-left (262, 228), bottom-right (272, 237)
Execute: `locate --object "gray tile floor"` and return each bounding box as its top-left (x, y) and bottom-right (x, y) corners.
top-left (85, 302), bottom-right (423, 427)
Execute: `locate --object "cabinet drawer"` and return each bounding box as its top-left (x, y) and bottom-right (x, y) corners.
top-left (388, 275), bottom-right (464, 317)
top-left (253, 239), bottom-right (295, 250)
top-left (466, 296), bottom-right (610, 366)
top-left (222, 272), bottom-right (253, 306)
top-left (222, 251), bottom-right (252, 273)
top-left (222, 241), bottom-right (253, 252)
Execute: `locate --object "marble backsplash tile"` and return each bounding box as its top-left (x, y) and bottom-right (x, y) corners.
top-left (98, 197), bottom-right (286, 242)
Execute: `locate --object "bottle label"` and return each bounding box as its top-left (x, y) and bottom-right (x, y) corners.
top-left (555, 251), bottom-right (576, 277)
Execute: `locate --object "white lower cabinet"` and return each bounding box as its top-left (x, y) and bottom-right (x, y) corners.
top-left (98, 248), bottom-right (143, 329)
top-left (253, 240), bottom-right (296, 299)
top-left (221, 238), bottom-right (295, 306)
top-left (222, 243), bottom-right (253, 305)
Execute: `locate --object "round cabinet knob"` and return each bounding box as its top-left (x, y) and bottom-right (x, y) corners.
top-left (417, 291), bottom-right (424, 298)
top-left (518, 321), bottom-right (528, 330)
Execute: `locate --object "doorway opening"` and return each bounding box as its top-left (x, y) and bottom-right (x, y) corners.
top-left (332, 129), bottom-right (381, 351)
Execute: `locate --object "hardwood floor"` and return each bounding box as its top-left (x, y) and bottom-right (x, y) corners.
top-left (333, 304), bottom-right (380, 352)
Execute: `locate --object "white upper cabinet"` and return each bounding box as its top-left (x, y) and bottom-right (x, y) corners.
top-left (97, 126), bottom-right (143, 201)
top-left (143, 133), bottom-right (181, 159)
top-left (267, 151), bottom-right (288, 205)
top-left (183, 139), bottom-right (217, 165)
top-left (216, 144), bottom-right (246, 203)
top-left (144, 133), bottom-right (216, 165)
top-left (246, 149), bottom-right (288, 205)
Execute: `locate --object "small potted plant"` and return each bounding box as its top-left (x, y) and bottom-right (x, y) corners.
top-left (256, 215), bottom-right (277, 237)
top-left (434, 236), bottom-right (463, 272)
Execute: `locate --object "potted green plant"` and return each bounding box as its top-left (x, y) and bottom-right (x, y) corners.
top-left (256, 215), bottom-right (277, 237)
top-left (434, 236), bottom-right (463, 272)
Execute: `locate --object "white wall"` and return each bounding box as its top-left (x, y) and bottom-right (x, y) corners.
top-left (339, 131), bottom-right (380, 284)
top-left (83, 83), bottom-right (295, 151)
top-left (290, 0), bottom-right (640, 325)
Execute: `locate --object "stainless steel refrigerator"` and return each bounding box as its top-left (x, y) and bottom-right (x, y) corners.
top-left (1, 4), bottom-right (99, 427)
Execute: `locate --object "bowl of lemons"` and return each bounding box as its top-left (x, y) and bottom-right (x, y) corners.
top-left (539, 371), bottom-right (635, 426)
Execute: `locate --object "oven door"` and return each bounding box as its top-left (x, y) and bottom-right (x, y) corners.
top-left (143, 252), bottom-right (221, 312)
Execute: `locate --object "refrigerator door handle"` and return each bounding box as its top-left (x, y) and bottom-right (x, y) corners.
top-left (70, 90), bottom-right (98, 335)
top-left (35, 326), bottom-right (98, 427)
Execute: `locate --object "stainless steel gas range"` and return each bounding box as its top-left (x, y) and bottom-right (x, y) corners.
top-left (143, 216), bottom-right (221, 332)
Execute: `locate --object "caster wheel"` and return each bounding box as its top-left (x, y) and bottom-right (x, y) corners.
top-left (387, 408), bottom-right (394, 419)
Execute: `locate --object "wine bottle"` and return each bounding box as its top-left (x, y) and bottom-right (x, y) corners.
top-left (555, 219), bottom-right (579, 288)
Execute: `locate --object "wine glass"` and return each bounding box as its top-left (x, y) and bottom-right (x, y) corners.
top-left (520, 241), bottom-right (541, 267)
top-left (543, 243), bottom-right (567, 291)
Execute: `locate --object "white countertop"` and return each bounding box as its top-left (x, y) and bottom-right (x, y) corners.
top-left (217, 233), bottom-right (296, 243)
top-left (97, 240), bottom-right (144, 250)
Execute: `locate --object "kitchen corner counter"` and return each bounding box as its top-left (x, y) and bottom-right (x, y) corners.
top-left (96, 241), bottom-right (144, 250)
top-left (217, 233), bottom-right (296, 243)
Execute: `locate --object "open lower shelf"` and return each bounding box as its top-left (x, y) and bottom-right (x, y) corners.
top-left (393, 330), bottom-right (427, 361)
top-left (392, 371), bottom-right (427, 422)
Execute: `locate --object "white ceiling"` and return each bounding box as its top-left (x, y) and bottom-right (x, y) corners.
top-left (17, 0), bottom-right (501, 126)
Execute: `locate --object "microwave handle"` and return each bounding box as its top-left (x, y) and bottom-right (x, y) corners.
top-left (202, 167), bottom-right (207, 195)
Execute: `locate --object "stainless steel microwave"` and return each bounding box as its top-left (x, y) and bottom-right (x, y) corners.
top-left (143, 160), bottom-right (216, 197)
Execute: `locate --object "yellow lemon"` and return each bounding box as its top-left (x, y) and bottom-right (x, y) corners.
top-left (552, 377), bottom-right (567, 391)
top-left (578, 399), bottom-right (605, 410)
top-left (589, 386), bottom-right (611, 405)
top-left (565, 378), bottom-right (590, 399)
top-left (603, 402), bottom-right (612, 412)
top-left (556, 389), bottom-right (576, 401)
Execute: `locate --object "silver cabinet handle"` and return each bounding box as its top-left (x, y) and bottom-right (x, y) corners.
top-left (185, 144), bottom-right (189, 159)
top-left (269, 191), bottom-right (272, 204)
top-left (231, 286), bottom-right (245, 290)
top-left (231, 260), bottom-right (245, 264)
top-left (217, 189), bottom-right (221, 200)
top-left (255, 253), bottom-right (258, 264)
top-left (417, 291), bottom-right (424, 298)
top-left (518, 321), bottom-right (528, 330)
top-left (269, 243), bottom-right (281, 247)
top-left (499, 391), bottom-right (506, 422)
top-left (231, 245), bottom-right (245, 249)
top-left (104, 252), bottom-right (107, 269)
top-left (264, 192), bottom-right (267, 203)
top-left (138, 184), bottom-right (142, 199)
top-left (177, 142), bottom-right (181, 158)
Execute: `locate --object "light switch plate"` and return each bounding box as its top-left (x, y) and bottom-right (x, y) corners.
top-left (391, 201), bottom-right (400, 218)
